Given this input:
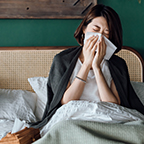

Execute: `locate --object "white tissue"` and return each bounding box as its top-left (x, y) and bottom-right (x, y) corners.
top-left (11, 118), bottom-right (29, 134)
top-left (84, 32), bottom-right (117, 60)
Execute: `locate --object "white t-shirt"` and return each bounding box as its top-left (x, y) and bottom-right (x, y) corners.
top-left (70, 59), bottom-right (112, 102)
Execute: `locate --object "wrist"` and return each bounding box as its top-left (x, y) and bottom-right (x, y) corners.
top-left (92, 64), bottom-right (100, 70)
top-left (83, 61), bottom-right (91, 70)
top-left (93, 66), bottom-right (101, 76)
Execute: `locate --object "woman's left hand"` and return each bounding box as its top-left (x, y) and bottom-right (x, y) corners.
top-left (92, 36), bottom-right (107, 69)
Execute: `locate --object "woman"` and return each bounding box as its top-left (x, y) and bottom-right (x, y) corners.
top-left (61, 5), bottom-right (121, 105)
top-left (30, 4), bottom-right (144, 134)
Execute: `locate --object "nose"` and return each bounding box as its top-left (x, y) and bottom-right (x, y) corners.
top-left (99, 30), bottom-right (104, 35)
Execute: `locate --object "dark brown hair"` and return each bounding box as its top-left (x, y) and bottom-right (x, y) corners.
top-left (74, 4), bottom-right (122, 53)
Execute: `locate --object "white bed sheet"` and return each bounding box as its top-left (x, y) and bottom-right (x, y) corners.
top-left (40, 100), bottom-right (144, 137)
top-left (0, 118), bottom-right (29, 140)
top-left (0, 81), bottom-right (144, 140)
top-left (0, 119), bottom-right (14, 140)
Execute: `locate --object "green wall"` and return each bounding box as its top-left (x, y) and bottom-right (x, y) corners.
top-left (0, 0), bottom-right (144, 59)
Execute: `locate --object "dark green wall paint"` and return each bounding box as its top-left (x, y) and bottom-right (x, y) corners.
top-left (0, 0), bottom-right (144, 58)
top-left (98, 0), bottom-right (144, 59)
top-left (0, 19), bottom-right (80, 47)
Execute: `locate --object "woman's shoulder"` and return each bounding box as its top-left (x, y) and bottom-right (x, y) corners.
top-left (50, 46), bottom-right (82, 70)
top-left (110, 54), bottom-right (127, 65)
top-left (109, 54), bottom-right (128, 70)
top-left (57, 46), bottom-right (81, 55)
top-left (54, 46), bottom-right (82, 61)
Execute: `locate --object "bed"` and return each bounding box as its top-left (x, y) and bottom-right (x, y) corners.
top-left (0, 46), bottom-right (144, 144)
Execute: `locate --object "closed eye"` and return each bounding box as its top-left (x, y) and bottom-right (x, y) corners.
top-left (92, 29), bottom-right (99, 32)
top-left (104, 33), bottom-right (109, 36)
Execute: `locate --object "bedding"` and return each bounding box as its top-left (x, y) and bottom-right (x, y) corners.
top-left (0, 89), bottom-right (37, 140)
top-left (28, 77), bottom-right (144, 131)
top-left (33, 82), bottom-right (144, 143)
top-left (0, 118), bottom-right (29, 140)
top-left (33, 120), bottom-right (144, 144)
top-left (131, 81), bottom-right (144, 105)
top-left (0, 119), bottom-right (14, 140)
top-left (40, 100), bottom-right (144, 137)
top-left (0, 89), bottom-right (37, 121)
top-left (28, 77), bottom-right (48, 120)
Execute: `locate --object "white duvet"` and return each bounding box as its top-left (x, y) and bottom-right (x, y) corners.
top-left (40, 100), bottom-right (144, 137)
top-left (1, 100), bottom-right (144, 139)
top-left (0, 118), bottom-right (29, 140)
top-left (0, 119), bottom-right (14, 140)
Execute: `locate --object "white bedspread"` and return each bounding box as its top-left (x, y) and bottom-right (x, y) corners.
top-left (40, 100), bottom-right (144, 137)
top-left (0, 118), bottom-right (29, 140)
top-left (1, 101), bottom-right (143, 139)
top-left (0, 119), bottom-right (14, 140)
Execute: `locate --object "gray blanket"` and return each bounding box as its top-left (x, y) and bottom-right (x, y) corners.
top-left (33, 120), bottom-right (144, 144)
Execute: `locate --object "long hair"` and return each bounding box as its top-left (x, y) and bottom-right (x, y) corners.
top-left (74, 4), bottom-right (122, 53)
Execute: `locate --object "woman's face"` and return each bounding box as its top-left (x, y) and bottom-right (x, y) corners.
top-left (83, 16), bottom-right (109, 39)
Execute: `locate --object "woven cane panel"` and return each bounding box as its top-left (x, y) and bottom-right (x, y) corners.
top-left (0, 50), bottom-right (62, 91)
top-left (116, 49), bottom-right (143, 82)
top-left (0, 48), bottom-right (143, 91)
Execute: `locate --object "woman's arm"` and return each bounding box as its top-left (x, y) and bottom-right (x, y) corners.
top-left (94, 67), bottom-right (120, 104)
top-left (61, 62), bottom-right (90, 105)
top-left (92, 36), bottom-right (120, 104)
top-left (61, 36), bottom-right (99, 105)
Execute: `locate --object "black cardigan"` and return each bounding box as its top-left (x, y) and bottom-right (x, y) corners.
top-left (30, 46), bottom-right (144, 129)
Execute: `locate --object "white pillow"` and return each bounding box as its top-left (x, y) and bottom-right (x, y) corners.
top-left (28, 77), bottom-right (48, 120)
top-left (131, 81), bottom-right (144, 105)
top-left (0, 89), bottom-right (37, 122)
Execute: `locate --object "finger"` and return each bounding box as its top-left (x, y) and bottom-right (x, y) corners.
top-left (101, 37), bottom-right (106, 55)
top-left (84, 35), bottom-right (96, 48)
top-left (100, 37), bottom-right (104, 54)
top-left (85, 35), bottom-right (95, 45)
top-left (92, 39), bottom-right (98, 52)
top-left (96, 41), bottom-right (100, 55)
top-left (83, 35), bottom-right (95, 50)
top-left (88, 36), bottom-right (99, 49)
top-left (99, 37), bottom-right (106, 55)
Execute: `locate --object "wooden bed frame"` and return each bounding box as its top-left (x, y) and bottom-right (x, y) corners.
top-left (0, 46), bottom-right (143, 92)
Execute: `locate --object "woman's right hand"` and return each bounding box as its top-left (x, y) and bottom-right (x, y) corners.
top-left (82, 35), bottom-right (99, 68)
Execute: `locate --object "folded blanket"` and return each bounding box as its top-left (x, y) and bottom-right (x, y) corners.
top-left (40, 101), bottom-right (144, 137)
top-left (33, 120), bottom-right (144, 144)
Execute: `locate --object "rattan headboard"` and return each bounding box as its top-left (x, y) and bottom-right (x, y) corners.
top-left (0, 46), bottom-right (143, 91)
top-left (116, 46), bottom-right (144, 82)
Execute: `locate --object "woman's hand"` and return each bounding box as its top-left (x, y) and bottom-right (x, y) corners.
top-left (92, 36), bottom-right (107, 69)
top-left (82, 35), bottom-right (99, 68)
